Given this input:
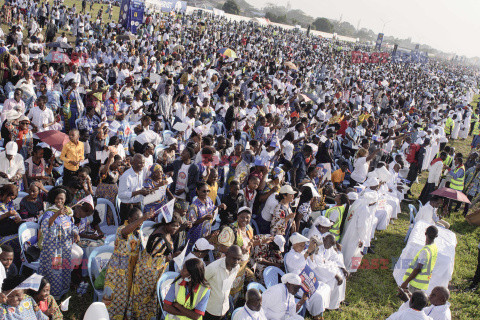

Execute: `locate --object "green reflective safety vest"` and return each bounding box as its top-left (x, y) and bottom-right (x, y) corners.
top-left (471, 113), bottom-right (479, 124)
top-left (325, 205), bottom-right (345, 241)
top-left (444, 155), bottom-right (453, 167)
top-left (403, 243), bottom-right (438, 290)
top-left (473, 121), bottom-right (480, 136)
top-left (445, 117), bottom-right (454, 135)
top-left (450, 165), bottom-right (465, 191)
top-left (165, 282), bottom-right (210, 320)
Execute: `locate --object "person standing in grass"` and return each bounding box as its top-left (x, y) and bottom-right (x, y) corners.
top-left (401, 226), bottom-right (439, 294)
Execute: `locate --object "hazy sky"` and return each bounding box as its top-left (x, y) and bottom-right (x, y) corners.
top-left (247, 0), bottom-right (480, 58)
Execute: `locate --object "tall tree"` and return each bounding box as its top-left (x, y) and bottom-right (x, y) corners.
top-left (223, 0), bottom-right (240, 15)
top-left (313, 17), bottom-right (334, 33)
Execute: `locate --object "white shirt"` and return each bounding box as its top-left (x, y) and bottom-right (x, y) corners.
top-left (282, 140), bottom-right (294, 161)
top-left (205, 257), bottom-right (240, 316)
top-left (175, 163), bottom-right (190, 200)
top-left (351, 157), bottom-right (369, 183)
top-left (233, 306), bottom-right (268, 320)
top-left (387, 302), bottom-right (433, 320)
top-left (262, 283), bottom-right (298, 320)
top-left (28, 106), bottom-right (55, 132)
top-left (118, 167), bottom-right (148, 203)
top-left (285, 249), bottom-right (306, 274)
top-left (423, 302), bottom-right (451, 320)
top-left (428, 160), bottom-right (444, 185)
top-left (0, 152), bottom-right (25, 179)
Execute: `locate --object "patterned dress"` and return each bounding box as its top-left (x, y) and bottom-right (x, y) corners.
top-left (102, 224), bottom-right (141, 320)
top-left (270, 203), bottom-right (293, 236)
top-left (0, 295), bottom-right (49, 320)
top-left (126, 233), bottom-right (171, 320)
top-left (37, 295), bottom-right (63, 320)
top-left (38, 207), bottom-right (77, 299)
top-left (186, 197), bottom-right (215, 252)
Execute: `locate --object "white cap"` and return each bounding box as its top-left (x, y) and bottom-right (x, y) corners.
top-left (347, 192), bottom-right (358, 201)
top-left (165, 137), bottom-right (178, 146)
top-left (289, 232), bottom-right (309, 245)
top-left (78, 195), bottom-right (95, 210)
top-left (5, 141), bottom-right (18, 156)
top-left (313, 216), bottom-right (333, 227)
top-left (194, 238), bottom-right (214, 251)
top-left (4, 110), bottom-right (22, 121)
top-left (363, 177), bottom-right (380, 187)
top-left (274, 235), bottom-right (286, 252)
top-left (281, 273), bottom-right (302, 286)
top-left (279, 185), bottom-right (296, 195)
top-left (237, 206), bottom-right (252, 215)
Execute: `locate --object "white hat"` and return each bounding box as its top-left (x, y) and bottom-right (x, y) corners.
top-left (363, 177), bottom-right (380, 187)
top-left (375, 166), bottom-right (392, 183)
top-left (83, 302), bottom-right (109, 320)
top-left (5, 141), bottom-right (18, 156)
top-left (279, 185), bottom-right (296, 195)
top-left (274, 235), bottom-right (286, 252)
top-left (289, 232), bottom-right (309, 245)
top-left (281, 273), bottom-right (302, 286)
top-left (313, 216), bottom-right (333, 227)
top-left (238, 206), bottom-right (252, 215)
top-left (165, 137), bottom-right (178, 146)
top-left (347, 192), bottom-right (358, 201)
top-left (194, 238), bottom-right (214, 251)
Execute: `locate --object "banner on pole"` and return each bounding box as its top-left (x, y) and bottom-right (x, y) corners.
top-left (375, 33), bottom-right (384, 50)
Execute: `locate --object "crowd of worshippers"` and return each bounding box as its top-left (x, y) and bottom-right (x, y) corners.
top-left (0, 0), bottom-right (478, 319)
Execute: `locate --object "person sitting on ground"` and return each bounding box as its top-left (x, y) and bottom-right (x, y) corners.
top-left (386, 290), bottom-right (432, 319)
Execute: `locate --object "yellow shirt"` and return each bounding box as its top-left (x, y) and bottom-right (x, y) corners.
top-left (60, 141), bottom-right (85, 171)
top-left (208, 181), bottom-right (218, 203)
top-left (358, 113), bottom-right (370, 123)
top-left (331, 169), bottom-right (346, 183)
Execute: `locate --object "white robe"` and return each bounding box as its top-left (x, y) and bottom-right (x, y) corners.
top-left (233, 306), bottom-right (268, 320)
top-left (451, 114), bottom-right (462, 139)
top-left (262, 284), bottom-right (304, 320)
top-left (284, 250), bottom-right (331, 316)
top-left (340, 201), bottom-right (372, 272)
top-left (459, 112), bottom-right (471, 139)
top-left (309, 246), bottom-right (347, 309)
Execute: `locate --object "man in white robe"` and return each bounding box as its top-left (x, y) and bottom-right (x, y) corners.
top-left (386, 291), bottom-right (433, 320)
top-left (341, 192), bottom-right (378, 272)
top-left (262, 273), bottom-right (306, 320)
top-left (391, 286), bottom-right (451, 320)
top-left (309, 234), bottom-right (348, 310)
top-left (233, 288), bottom-right (268, 320)
top-left (284, 233), bottom-right (330, 317)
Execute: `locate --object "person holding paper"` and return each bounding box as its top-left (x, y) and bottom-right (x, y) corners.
top-left (143, 164), bottom-right (170, 216)
top-left (28, 277), bottom-right (63, 319)
top-left (0, 275), bottom-right (49, 320)
top-left (60, 129), bottom-right (84, 182)
top-left (164, 258), bottom-right (211, 320)
top-left (118, 154), bottom-right (153, 224)
top-left (165, 147), bottom-right (199, 202)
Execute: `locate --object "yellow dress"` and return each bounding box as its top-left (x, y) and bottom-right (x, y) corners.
top-left (102, 224), bottom-right (141, 320)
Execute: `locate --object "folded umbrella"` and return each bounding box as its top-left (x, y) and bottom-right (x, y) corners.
top-left (36, 130), bottom-right (70, 152)
top-left (431, 187), bottom-right (471, 204)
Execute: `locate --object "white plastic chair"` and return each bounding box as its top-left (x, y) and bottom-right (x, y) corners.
top-left (263, 266), bottom-right (285, 288)
top-left (246, 282), bottom-right (267, 293)
top-left (104, 234), bottom-right (116, 246)
top-left (18, 222), bottom-right (40, 274)
top-left (87, 245), bottom-right (114, 301)
top-left (404, 204), bottom-right (418, 242)
top-left (156, 271), bottom-right (179, 320)
top-left (96, 198), bottom-right (119, 235)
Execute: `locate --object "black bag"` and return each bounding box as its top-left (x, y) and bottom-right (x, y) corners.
top-left (24, 244), bottom-right (41, 263)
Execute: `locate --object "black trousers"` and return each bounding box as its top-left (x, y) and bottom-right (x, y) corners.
top-left (203, 312), bottom-right (224, 320)
top-left (63, 168), bottom-right (77, 184)
top-left (119, 202), bottom-right (141, 224)
top-left (472, 248), bottom-right (480, 287)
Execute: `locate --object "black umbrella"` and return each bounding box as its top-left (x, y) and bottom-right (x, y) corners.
top-left (46, 42), bottom-right (72, 49)
top-left (117, 34), bottom-right (136, 41)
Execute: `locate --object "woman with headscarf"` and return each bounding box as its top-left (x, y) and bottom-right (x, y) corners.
top-left (102, 207), bottom-right (154, 319)
top-left (126, 213), bottom-right (182, 320)
top-left (37, 187), bottom-right (84, 299)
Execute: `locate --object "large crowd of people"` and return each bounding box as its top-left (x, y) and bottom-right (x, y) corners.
top-left (0, 0), bottom-right (478, 319)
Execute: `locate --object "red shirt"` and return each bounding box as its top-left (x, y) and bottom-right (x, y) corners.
top-left (338, 120), bottom-right (349, 137)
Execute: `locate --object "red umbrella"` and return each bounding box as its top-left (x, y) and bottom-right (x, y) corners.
top-left (431, 187), bottom-right (471, 204)
top-left (36, 130), bottom-right (70, 152)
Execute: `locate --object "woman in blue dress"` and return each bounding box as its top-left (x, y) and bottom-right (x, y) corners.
top-left (0, 275), bottom-right (49, 320)
top-left (37, 187), bottom-right (79, 299)
top-left (62, 79), bottom-right (84, 133)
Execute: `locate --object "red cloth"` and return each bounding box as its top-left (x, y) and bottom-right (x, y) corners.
top-left (338, 120), bottom-right (349, 137)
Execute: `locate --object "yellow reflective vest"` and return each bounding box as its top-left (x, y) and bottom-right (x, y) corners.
top-left (403, 243), bottom-right (438, 290)
top-left (450, 165), bottom-right (465, 191)
top-left (325, 205), bottom-right (346, 241)
top-left (165, 281), bottom-right (210, 320)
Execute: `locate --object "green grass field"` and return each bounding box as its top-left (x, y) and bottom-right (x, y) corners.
top-left (1, 1), bottom-right (480, 318)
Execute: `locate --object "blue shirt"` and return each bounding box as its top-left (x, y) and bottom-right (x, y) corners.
top-left (164, 280), bottom-right (211, 316)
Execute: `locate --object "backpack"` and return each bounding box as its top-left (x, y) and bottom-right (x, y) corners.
top-left (406, 143), bottom-right (421, 164)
